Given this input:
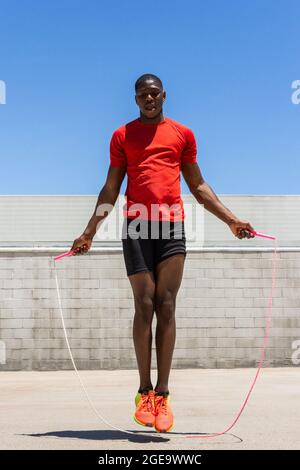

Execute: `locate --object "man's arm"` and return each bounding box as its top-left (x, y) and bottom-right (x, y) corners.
top-left (181, 162), bottom-right (255, 238)
top-left (83, 165), bottom-right (126, 238)
top-left (71, 165), bottom-right (126, 254)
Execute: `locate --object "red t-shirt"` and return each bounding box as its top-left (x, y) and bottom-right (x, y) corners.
top-left (109, 116), bottom-right (197, 221)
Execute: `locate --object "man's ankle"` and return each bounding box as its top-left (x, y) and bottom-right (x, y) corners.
top-left (138, 385), bottom-right (153, 393)
top-left (154, 387), bottom-right (169, 394)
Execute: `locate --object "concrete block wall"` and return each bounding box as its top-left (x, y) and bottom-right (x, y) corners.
top-left (1, 248), bottom-right (300, 370)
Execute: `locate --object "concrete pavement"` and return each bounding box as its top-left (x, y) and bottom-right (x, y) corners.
top-left (0, 368), bottom-right (299, 450)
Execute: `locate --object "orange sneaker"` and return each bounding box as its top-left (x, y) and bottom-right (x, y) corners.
top-left (134, 389), bottom-right (155, 427)
top-left (154, 392), bottom-right (174, 433)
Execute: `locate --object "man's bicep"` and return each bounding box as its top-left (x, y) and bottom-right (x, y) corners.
top-left (105, 165), bottom-right (126, 193)
top-left (181, 162), bottom-right (205, 192)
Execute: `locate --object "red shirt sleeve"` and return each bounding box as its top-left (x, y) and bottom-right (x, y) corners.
top-left (181, 127), bottom-right (197, 165)
top-left (110, 130), bottom-right (127, 168)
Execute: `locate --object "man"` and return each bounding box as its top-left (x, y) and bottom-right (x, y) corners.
top-left (71, 73), bottom-right (255, 433)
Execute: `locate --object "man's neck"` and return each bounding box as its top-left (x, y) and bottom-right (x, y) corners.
top-left (138, 111), bottom-right (165, 125)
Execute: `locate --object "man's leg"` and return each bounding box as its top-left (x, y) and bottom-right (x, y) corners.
top-left (154, 254), bottom-right (185, 393)
top-left (128, 271), bottom-right (156, 391)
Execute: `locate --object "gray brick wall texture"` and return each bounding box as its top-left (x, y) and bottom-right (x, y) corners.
top-left (1, 249), bottom-right (300, 370)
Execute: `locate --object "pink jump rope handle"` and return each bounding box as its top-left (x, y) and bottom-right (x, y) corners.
top-left (53, 249), bottom-right (76, 261)
top-left (249, 230), bottom-right (276, 240)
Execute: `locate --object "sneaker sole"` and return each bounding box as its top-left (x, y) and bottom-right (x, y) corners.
top-left (154, 423), bottom-right (174, 433)
top-left (133, 415), bottom-right (154, 428)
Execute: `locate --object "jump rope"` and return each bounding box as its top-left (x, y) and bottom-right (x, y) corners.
top-left (52, 229), bottom-right (278, 440)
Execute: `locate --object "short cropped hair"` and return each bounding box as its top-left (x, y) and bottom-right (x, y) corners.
top-left (135, 74), bottom-right (163, 92)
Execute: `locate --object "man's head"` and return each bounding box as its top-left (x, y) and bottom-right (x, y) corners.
top-left (135, 73), bottom-right (166, 119)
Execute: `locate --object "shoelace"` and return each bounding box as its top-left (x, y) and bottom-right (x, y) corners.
top-left (155, 395), bottom-right (168, 416)
top-left (140, 392), bottom-right (155, 413)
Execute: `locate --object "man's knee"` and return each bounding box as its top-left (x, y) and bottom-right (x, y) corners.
top-left (155, 292), bottom-right (176, 324)
top-left (134, 294), bottom-right (155, 323)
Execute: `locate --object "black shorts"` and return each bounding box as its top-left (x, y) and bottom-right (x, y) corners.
top-left (121, 218), bottom-right (186, 277)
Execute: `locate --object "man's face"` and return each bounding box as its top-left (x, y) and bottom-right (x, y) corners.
top-left (135, 80), bottom-right (166, 118)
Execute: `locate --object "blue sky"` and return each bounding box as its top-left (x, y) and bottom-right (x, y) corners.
top-left (0, 0), bottom-right (299, 195)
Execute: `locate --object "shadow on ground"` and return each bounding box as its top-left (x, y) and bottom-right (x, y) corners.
top-left (21, 429), bottom-right (242, 444)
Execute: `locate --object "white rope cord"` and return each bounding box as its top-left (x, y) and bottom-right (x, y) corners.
top-left (51, 239), bottom-right (278, 440)
top-left (52, 257), bottom-right (153, 437)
